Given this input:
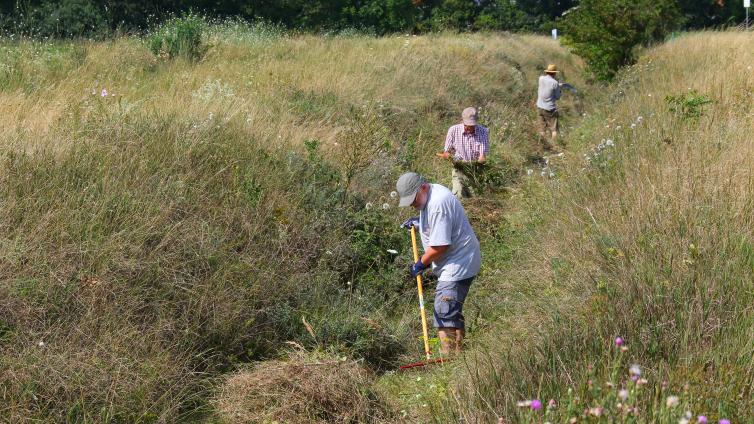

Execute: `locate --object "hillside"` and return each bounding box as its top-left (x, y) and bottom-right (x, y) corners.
top-left (448, 31), bottom-right (754, 423)
top-left (0, 28), bottom-right (588, 422)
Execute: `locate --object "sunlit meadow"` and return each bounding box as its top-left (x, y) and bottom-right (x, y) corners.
top-left (0, 22), bottom-right (588, 422)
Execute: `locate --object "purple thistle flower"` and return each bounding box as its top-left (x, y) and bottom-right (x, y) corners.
top-left (719, 420), bottom-right (730, 424)
top-left (530, 399), bottom-right (542, 411)
top-left (615, 337), bottom-right (624, 346)
top-left (697, 417), bottom-right (707, 424)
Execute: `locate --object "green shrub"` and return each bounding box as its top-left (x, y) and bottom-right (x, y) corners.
top-left (665, 90), bottom-right (713, 121)
top-left (148, 14), bottom-right (207, 61)
top-left (559, 0), bottom-right (683, 81)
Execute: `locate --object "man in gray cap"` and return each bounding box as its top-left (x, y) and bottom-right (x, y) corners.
top-left (436, 107), bottom-right (489, 200)
top-left (396, 172), bottom-right (481, 355)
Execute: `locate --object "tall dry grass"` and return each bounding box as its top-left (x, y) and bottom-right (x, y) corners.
top-left (451, 30), bottom-right (754, 422)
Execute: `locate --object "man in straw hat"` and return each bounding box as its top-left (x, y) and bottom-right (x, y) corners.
top-left (536, 64), bottom-right (563, 151)
top-left (436, 107), bottom-right (489, 200)
top-left (396, 172), bottom-right (481, 355)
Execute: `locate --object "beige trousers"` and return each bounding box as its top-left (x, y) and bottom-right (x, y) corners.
top-left (451, 167), bottom-right (473, 199)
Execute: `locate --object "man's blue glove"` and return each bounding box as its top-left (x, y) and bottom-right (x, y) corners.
top-left (410, 259), bottom-right (428, 278)
top-left (401, 216), bottom-right (420, 230)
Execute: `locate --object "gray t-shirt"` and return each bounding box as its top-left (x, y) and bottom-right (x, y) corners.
top-left (418, 184), bottom-right (481, 281)
top-left (536, 74), bottom-right (561, 111)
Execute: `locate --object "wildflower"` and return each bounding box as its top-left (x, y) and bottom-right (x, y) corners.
top-left (615, 336), bottom-right (624, 346)
top-left (527, 169), bottom-right (533, 176)
top-left (637, 116), bottom-right (643, 122)
top-left (618, 389), bottom-right (629, 401)
top-left (719, 420), bottom-right (730, 424)
top-left (697, 416), bottom-right (707, 424)
top-left (101, 88), bottom-right (108, 97)
top-left (665, 396), bottom-right (679, 408)
top-left (637, 378), bottom-right (648, 385)
top-left (631, 123), bottom-right (636, 129)
top-left (390, 191), bottom-right (398, 198)
top-left (365, 202), bottom-right (373, 210)
top-left (548, 399), bottom-right (556, 409)
top-left (589, 407), bottom-right (604, 417)
top-left (386, 249), bottom-right (398, 254)
top-left (629, 364), bottom-right (641, 377)
top-left (605, 139), bottom-right (615, 147)
top-left (530, 399), bottom-right (542, 411)
top-left (38, 341), bottom-right (44, 347)
top-left (382, 203), bottom-right (390, 210)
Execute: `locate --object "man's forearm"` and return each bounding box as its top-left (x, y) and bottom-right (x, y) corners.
top-left (421, 245), bottom-right (449, 265)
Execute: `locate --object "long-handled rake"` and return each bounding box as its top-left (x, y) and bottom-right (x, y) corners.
top-left (398, 226), bottom-right (449, 371)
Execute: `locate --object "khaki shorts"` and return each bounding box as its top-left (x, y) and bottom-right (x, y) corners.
top-left (537, 107), bottom-right (559, 133)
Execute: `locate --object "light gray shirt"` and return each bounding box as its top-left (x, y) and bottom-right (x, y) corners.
top-left (418, 184), bottom-right (481, 281)
top-left (536, 74), bottom-right (561, 111)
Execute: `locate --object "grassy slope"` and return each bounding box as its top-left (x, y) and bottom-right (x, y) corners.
top-left (448, 31), bottom-right (754, 423)
top-left (0, 30), bottom-right (587, 421)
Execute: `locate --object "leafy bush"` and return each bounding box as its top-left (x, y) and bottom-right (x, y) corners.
top-left (148, 14), bottom-right (207, 61)
top-left (559, 0), bottom-right (683, 81)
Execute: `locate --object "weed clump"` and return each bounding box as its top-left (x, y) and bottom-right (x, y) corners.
top-left (148, 14), bottom-right (207, 61)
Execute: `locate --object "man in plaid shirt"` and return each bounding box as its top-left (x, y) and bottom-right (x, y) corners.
top-left (436, 107), bottom-right (489, 199)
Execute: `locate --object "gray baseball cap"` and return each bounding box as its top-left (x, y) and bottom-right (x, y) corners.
top-left (462, 107), bottom-right (477, 126)
top-left (396, 172), bottom-right (426, 207)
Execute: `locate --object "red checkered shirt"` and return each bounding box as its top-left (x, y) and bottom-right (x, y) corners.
top-left (444, 124), bottom-right (489, 161)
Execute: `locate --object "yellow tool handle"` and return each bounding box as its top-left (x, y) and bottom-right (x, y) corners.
top-left (410, 225), bottom-right (432, 360)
